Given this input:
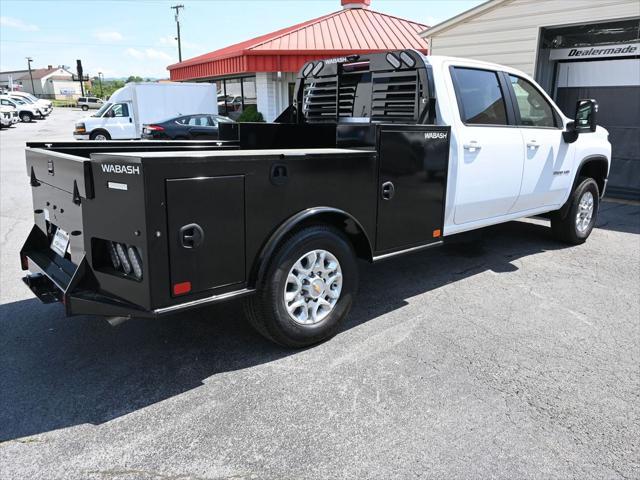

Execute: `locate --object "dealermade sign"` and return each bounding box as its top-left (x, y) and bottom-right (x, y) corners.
top-left (549, 42), bottom-right (639, 60)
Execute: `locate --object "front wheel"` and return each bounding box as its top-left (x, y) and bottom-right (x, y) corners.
top-left (551, 177), bottom-right (599, 244)
top-left (20, 112), bottom-right (33, 123)
top-left (90, 130), bottom-right (111, 141)
top-left (245, 226), bottom-right (358, 348)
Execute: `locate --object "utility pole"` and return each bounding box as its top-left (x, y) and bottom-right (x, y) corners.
top-left (26, 57), bottom-right (35, 95)
top-left (171, 4), bottom-right (184, 62)
top-left (98, 72), bottom-right (104, 98)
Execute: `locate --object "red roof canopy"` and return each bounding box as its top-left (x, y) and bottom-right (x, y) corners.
top-left (168, 4), bottom-right (428, 81)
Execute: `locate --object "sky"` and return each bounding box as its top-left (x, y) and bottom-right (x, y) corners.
top-left (0, 0), bottom-right (484, 79)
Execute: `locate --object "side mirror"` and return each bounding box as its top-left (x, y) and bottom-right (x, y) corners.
top-left (563, 99), bottom-right (598, 143)
top-left (575, 98), bottom-right (598, 132)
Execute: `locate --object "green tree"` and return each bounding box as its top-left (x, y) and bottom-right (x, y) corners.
top-left (100, 80), bottom-right (125, 100)
top-left (237, 105), bottom-right (265, 123)
top-left (126, 75), bottom-right (144, 83)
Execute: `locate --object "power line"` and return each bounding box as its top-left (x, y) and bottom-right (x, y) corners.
top-left (0, 39), bottom-right (177, 49)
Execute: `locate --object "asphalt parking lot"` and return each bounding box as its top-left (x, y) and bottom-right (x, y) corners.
top-left (0, 109), bottom-right (638, 480)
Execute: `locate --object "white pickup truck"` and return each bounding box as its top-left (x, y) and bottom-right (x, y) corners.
top-left (21, 51), bottom-right (611, 347)
top-left (425, 55), bottom-right (610, 241)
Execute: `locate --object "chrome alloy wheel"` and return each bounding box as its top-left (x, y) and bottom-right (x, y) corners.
top-left (284, 249), bottom-right (343, 325)
top-left (576, 190), bottom-right (595, 234)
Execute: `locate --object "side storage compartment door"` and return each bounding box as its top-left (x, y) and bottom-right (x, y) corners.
top-left (166, 175), bottom-right (245, 296)
top-left (376, 125), bottom-right (450, 253)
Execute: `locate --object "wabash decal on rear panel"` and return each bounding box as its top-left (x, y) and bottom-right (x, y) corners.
top-left (100, 164), bottom-right (141, 175)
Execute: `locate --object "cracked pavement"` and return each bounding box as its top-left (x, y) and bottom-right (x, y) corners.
top-left (1, 109), bottom-right (639, 479)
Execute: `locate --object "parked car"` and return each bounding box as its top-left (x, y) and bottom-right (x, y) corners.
top-left (142, 114), bottom-right (234, 140)
top-left (218, 94), bottom-right (243, 112)
top-left (74, 82), bottom-right (218, 140)
top-left (0, 105), bottom-right (19, 128)
top-left (0, 95), bottom-right (42, 122)
top-left (77, 96), bottom-right (105, 111)
top-left (10, 91), bottom-right (52, 115)
top-left (7, 95), bottom-right (49, 119)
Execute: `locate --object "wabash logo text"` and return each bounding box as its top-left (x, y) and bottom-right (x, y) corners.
top-left (424, 131), bottom-right (448, 140)
top-left (101, 164), bottom-right (140, 175)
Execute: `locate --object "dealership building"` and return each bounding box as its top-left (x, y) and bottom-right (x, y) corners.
top-left (167, 0), bottom-right (428, 122)
top-left (421, 0), bottom-right (640, 198)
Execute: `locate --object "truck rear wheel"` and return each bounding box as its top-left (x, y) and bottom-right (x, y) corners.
top-left (551, 177), bottom-right (599, 245)
top-left (245, 226), bottom-right (358, 348)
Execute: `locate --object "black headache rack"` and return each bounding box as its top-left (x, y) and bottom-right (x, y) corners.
top-left (21, 50), bottom-right (449, 320)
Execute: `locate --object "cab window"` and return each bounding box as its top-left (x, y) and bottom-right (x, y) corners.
top-left (509, 75), bottom-right (556, 127)
top-left (452, 67), bottom-right (508, 126)
top-left (110, 103), bottom-right (129, 117)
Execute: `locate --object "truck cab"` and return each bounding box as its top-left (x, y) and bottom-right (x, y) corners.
top-left (20, 51), bottom-right (610, 348)
top-left (424, 56), bottom-right (610, 236)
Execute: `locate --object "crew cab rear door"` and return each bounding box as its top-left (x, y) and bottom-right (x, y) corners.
top-left (449, 66), bottom-right (524, 224)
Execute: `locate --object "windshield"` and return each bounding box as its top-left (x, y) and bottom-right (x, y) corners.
top-left (10, 97), bottom-right (26, 105)
top-left (17, 93), bottom-right (38, 102)
top-left (14, 96), bottom-right (33, 104)
top-left (93, 102), bottom-right (112, 117)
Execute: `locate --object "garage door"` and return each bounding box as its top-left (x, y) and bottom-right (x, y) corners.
top-left (555, 59), bottom-right (640, 199)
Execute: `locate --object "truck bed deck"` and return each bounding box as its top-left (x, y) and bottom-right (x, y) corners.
top-left (107, 147), bottom-right (372, 158)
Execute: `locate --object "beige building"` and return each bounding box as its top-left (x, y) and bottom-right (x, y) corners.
top-left (0, 66), bottom-right (82, 99)
top-left (421, 0), bottom-right (640, 198)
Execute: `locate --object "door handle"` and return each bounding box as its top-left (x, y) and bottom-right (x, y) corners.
top-left (527, 140), bottom-right (539, 149)
top-left (179, 223), bottom-right (204, 249)
top-left (463, 141), bottom-right (481, 152)
top-left (381, 181), bottom-right (395, 200)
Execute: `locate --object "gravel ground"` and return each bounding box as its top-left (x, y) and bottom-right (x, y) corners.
top-left (1, 108), bottom-right (639, 479)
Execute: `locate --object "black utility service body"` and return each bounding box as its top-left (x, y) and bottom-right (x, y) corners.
top-left (21, 51), bottom-right (450, 320)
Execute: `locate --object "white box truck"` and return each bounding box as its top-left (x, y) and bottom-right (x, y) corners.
top-left (73, 82), bottom-right (217, 140)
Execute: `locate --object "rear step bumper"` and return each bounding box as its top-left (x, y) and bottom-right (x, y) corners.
top-left (22, 268), bottom-right (254, 320)
top-left (22, 273), bottom-right (61, 304)
top-left (21, 227), bottom-right (254, 320)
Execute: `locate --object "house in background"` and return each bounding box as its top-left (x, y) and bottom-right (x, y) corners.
top-left (420, 0), bottom-right (640, 199)
top-left (0, 66), bottom-right (82, 99)
top-left (167, 0), bottom-right (429, 121)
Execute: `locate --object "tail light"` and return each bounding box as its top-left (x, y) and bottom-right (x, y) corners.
top-left (94, 238), bottom-right (143, 281)
top-left (145, 124), bottom-right (164, 131)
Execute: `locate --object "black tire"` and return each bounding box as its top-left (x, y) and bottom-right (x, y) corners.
top-left (551, 177), bottom-right (599, 245)
top-left (90, 130), bottom-right (111, 141)
top-left (81, 105), bottom-right (89, 111)
top-left (245, 225), bottom-right (358, 348)
top-left (20, 112), bottom-right (32, 123)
